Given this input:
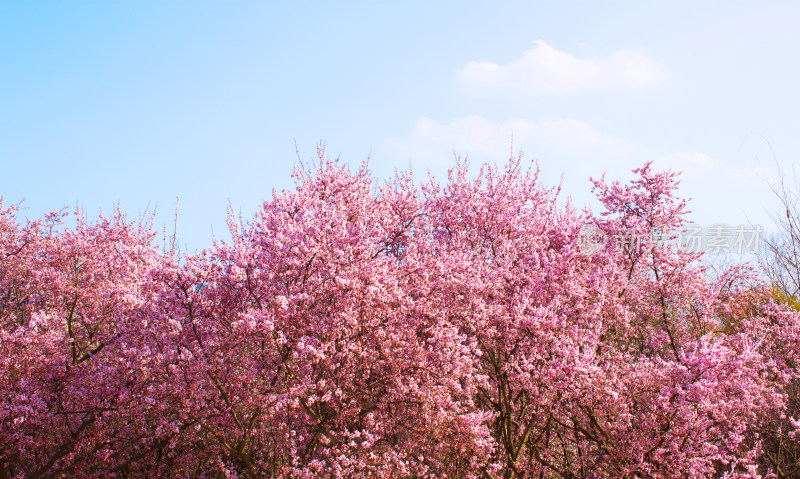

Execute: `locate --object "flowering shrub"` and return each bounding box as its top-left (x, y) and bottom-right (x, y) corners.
top-left (1, 150), bottom-right (799, 478)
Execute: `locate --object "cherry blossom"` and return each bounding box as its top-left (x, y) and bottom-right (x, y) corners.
top-left (1, 153), bottom-right (798, 478)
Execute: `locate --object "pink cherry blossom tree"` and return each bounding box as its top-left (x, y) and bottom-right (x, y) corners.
top-left (1, 151), bottom-right (799, 478)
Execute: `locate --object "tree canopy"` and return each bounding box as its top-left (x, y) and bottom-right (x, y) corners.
top-left (2, 151), bottom-right (799, 478)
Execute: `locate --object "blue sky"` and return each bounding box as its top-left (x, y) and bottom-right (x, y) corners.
top-left (2, 2), bottom-right (799, 253)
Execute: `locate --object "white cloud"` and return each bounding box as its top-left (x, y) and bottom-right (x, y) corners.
top-left (654, 151), bottom-right (723, 176)
top-left (654, 151), bottom-right (777, 187)
top-left (724, 165), bottom-right (778, 186)
top-left (456, 40), bottom-right (669, 98)
top-left (385, 115), bottom-right (633, 165)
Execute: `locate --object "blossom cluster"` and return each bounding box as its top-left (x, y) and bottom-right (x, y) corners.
top-left (1, 152), bottom-right (799, 478)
